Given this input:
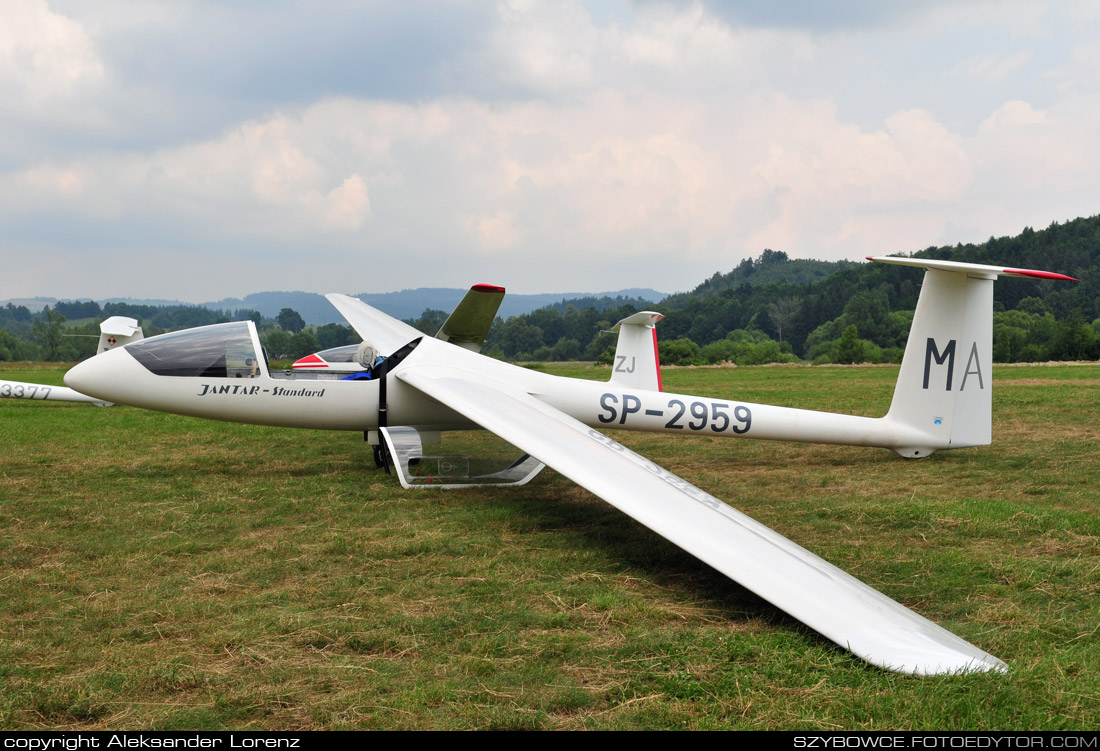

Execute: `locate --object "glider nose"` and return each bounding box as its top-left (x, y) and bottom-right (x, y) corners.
top-left (292, 353), bottom-right (327, 370)
top-left (65, 346), bottom-right (132, 403)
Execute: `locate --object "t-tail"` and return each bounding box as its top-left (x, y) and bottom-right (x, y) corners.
top-left (608, 311), bottom-right (664, 392)
top-left (0, 317), bottom-right (144, 407)
top-left (97, 316), bottom-right (143, 353)
top-left (873, 257), bottom-right (1077, 458)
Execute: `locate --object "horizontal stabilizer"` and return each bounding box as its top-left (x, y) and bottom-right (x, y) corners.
top-left (868, 256), bottom-right (1078, 281)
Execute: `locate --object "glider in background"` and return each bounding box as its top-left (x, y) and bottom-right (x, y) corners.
top-left (62, 258), bottom-right (1077, 675)
top-left (290, 283), bottom-right (505, 373)
top-left (0, 316), bottom-right (143, 406)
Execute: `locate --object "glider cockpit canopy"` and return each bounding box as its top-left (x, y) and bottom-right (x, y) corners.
top-left (125, 321), bottom-right (264, 379)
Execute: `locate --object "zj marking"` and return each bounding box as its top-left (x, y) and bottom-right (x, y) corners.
top-left (597, 392), bottom-right (752, 434)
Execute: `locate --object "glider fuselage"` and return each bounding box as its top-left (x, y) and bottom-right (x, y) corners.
top-left (67, 331), bottom-right (942, 454)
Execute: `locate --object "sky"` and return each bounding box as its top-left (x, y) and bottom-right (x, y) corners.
top-left (2, 0), bottom-right (1099, 302)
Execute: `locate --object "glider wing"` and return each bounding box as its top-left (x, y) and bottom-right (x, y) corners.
top-left (325, 293), bottom-right (425, 356)
top-left (396, 363), bottom-right (1006, 675)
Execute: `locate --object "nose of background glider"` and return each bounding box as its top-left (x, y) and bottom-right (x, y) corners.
top-left (292, 353), bottom-right (327, 369)
top-left (65, 346), bottom-right (135, 403)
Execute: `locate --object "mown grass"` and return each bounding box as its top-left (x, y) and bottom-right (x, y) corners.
top-left (0, 362), bottom-right (1097, 730)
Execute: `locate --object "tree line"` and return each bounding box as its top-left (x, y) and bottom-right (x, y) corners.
top-left (4, 215), bottom-right (1099, 365)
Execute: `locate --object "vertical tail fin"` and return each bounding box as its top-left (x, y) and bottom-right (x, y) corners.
top-left (97, 316), bottom-right (143, 353)
top-left (872, 257), bottom-right (1076, 457)
top-left (609, 311), bottom-right (664, 392)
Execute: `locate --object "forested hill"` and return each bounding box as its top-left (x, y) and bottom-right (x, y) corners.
top-left (661, 250), bottom-right (858, 309)
top-left (483, 215), bottom-right (1100, 363)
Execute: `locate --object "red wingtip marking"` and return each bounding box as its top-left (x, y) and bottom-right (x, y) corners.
top-left (472, 284), bottom-right (505, 293)
top-left (1004, 268), bottom-right (1078, 282)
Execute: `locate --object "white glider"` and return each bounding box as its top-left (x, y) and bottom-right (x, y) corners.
top-left (1, 316), bottom-right (144, 406)
top-left (63, 258), bottom-right (1077, 674)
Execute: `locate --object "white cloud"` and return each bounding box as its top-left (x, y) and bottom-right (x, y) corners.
top-left (0, 90), bottom-right (987, 284)
top-left (484, 0), bottom-right (599, 92)
top-left (0, 0), bottom-right (104, 106)
top-left (2, 1), bottom-right (1100, 300)
top-left (973, 99), bottom-right (1093, 192)
top-left (319, 175), bottom-right (372, 231)
top-left (1050, 38), bottom-right (1100, 96)
top-left (953, 50), bottom-right (1033, 83)
top-left (616, 2), bottom-right (741, 69)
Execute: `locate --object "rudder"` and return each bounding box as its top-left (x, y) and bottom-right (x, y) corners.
top-left (873, 256), bottom-right (1075, 457)
top-left (609, 311), bottom-right (664, 392)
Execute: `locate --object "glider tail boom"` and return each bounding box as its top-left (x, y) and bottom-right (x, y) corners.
top-left (873, 256), bottom-right (1076, 457)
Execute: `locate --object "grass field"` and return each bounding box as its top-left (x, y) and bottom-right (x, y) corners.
top-left (1, 361), bottom-right (1097, 730)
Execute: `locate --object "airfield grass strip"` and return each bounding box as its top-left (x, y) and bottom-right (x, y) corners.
top-left (0, 363), bottom-right (1097, 729)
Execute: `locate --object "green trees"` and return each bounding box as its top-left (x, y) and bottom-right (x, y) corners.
top-left (0, 329), bottom-right (35, 361)
top-left (701, 329), bottom-right (799, 366)
top-left (659, 338), bottom-right (702, 366)
top-left (31, 307), bottom-right (66, 361)
top-left (831, 325), bottom-right (866, 364)
top-left (276, 308), bottom-right (306, 333)
top-left (315, 322), bottom-right (360, 350)
top-left (261, 329), bottom-right (321, 361)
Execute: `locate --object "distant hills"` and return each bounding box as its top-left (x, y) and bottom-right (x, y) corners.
top-left (205, 287), bottom-right (668, 324)
top-left (6, 254), bottom-right (861, 324)
top-left (4, 287), bottom-right (668, 325)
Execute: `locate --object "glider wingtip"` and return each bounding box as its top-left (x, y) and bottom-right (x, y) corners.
top-left (1003, 268), bottom-right (1079, 282)
top-left (866, 654), bottom-right (1007, 676)
top-left (845, 626), bottom-right (1006, 676)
